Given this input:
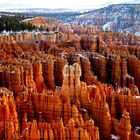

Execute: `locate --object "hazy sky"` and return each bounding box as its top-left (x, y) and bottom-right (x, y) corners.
top-left (0, 0), bottom-right (139, 9)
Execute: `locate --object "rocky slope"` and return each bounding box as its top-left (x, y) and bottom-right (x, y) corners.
top-left (2, 4), bottom-right (140, 35)
top-left (22, 16), bottom-right (60, 31)
top-left (71, 4), bottom-right (140, 35)
top-left (19, 4), bottom-right (140, 35)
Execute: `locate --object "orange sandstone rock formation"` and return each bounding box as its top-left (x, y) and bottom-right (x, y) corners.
top-left (0, 29), bottom-right (139, 140)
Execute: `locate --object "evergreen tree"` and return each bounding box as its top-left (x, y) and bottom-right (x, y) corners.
top-left (0, 14), bottom-right (38, 32)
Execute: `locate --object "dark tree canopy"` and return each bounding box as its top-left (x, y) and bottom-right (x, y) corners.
top-left (0, 14), bottom-right (38, 32)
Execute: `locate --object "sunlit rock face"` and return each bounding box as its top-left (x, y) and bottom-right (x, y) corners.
top-left (23, 16), bottom-right (59, 31)
top-left (0, 88), bottom-right (20, 139)
top-left (0, 27), bottom-right (140, 140)
top-left (61, 63), bottom-right (81, 102)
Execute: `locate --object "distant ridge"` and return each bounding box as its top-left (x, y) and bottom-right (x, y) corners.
top-left (69, 4), bottom-right (140, 35)
top-left (0, 3), bottom-right (139, 35)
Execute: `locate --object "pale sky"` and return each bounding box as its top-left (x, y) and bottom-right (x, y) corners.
top-left (0, 0), bottom-right (139, 9)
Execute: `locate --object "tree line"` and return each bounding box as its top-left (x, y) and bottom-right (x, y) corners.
top-left (0, 14), bottom-right (37, 32)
